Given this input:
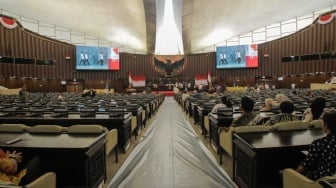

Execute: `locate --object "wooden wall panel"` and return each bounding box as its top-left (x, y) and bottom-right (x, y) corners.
top-left (1, 12), bottom-right (336, 91)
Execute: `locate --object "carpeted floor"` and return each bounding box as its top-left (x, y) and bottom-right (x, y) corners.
top-left (104, 97), bottom-right (235, 188)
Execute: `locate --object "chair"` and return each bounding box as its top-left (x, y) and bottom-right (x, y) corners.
top-left (28, 125), bottom-right (65, 134)
top-left (282, 168), bottom-right (336, 188)
top-left (273, 121), bottom-right (310, 131)
top-left (0, 172), bottom-right (56, 188)
top-left (25, 172), bottom-right (57, 188)
top-left (219, 125), bottom-right (272, 160)
top-left (310, 119), bottom-right (323, 129)
top-left (67, 124), bottom-right (118, 162)
top-left (131, 116), bottom-right (138, 138)
top-left (67, 124), bottom-right (104, 133)
top-left (141, 109), bottom-right (146, 126)
top-left (0, 124), bottom-right (29, 132)
top-left (203, 115), bottom-right (210, 138)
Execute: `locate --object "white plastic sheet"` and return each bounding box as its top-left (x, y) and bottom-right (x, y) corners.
top-left (108, 97), bottom-right (237, 188)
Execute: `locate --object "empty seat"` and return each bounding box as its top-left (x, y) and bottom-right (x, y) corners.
top-left (131, 116), bottom-right (138, 138)
top-left (283, 168), bottom-right (336, 188)
top-left (25, 172), bottom-right (57, 188)
top-left (68, 124), bottom-right (118, 161)
top-left (0, 123), bottom-right (29, 132)
top-left (204, 115), bottom-right (210, 137)
top-left (67, 124), bottom-right (104, 133)
top-left (28, 125), bottom-right (65, 134)
top-left (219, 125), bottom-right (272, 159)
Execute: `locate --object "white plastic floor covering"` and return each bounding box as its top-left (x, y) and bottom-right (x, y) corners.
top-left (108, 97), bottom-right (237, 188)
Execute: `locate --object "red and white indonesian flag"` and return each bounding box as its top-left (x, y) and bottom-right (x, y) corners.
top-left (317, 13), bottom-right (336, 24)
top-left (195, 74), bottom-right (208, 86)
top-left (132, 75), bottom-right (146, 87)
top-left (128, 72), bottom-right (133, 85)
top-left (108, 48), bottom-right (120, 70)
top-left (207, 70), bottom-right (211, 84)
top-left (0, 16), bottom-right (17, 29)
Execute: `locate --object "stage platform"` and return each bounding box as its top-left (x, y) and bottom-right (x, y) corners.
top-left (152, 91), bottom-right (175, 96)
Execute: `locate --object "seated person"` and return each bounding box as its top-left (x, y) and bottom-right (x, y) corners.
top-left (248, 98), bottom-right (274, 125)
top-left (272, 94), bottom-right (291, 107)
top-left (248, 98), bottom-right (274, 126)
top-left (181, 91), bottom-right (189, 107)
top-left (259, 98), bottom-right (274, 112)
top-left (326, 75), bottom-right (336, 84)
top-left (296, 111), bottom-right (336, 180)
top-left (306, 90), bottom-right (315, 98)
top-left (211, 96), bottom-right (228, 113)
top-left (231, 96), bottom-right (257, 127)
top-left (0, 148), bottom-right (44, 186)
top-left (302, 97), bottom-right (326, 122)
top-left (82, 89), bottom-right (96, 97)
top-left (173, 86), bottom-right (179, 94)
top-left (264, 100), bottom-right (298, 125)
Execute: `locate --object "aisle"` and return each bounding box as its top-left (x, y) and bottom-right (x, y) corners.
top-left (108, 97), bottom-right (237, 188)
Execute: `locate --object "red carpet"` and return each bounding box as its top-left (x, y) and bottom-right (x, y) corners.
top-left (152, 91), bottom-right (174, 96)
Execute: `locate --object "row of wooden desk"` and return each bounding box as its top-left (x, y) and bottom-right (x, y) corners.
top-left (175, 95), bottom-right (324, 188)
top-left (0, 132), bottom-right (106, 188)
top-left (233, 128), bottom-right (324, 188)
top-left (0, 113), bottom-right (133, 153)
top-left (0, 93), bottom-right (164, 187)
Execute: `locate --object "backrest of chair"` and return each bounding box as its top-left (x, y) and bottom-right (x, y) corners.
top-left (28, 125), bottom-right (65, 134)
top-left (282, 168), bottom-right (322, 188)
top-left (273, 121), bottom-right (310, 131)
top-left (0, 123), bottom-right (29, 132)
top-left (25, 171), bottom-right (57, 188)
top-left (131, 116), bottom-right (137, 132)
top-left (219, 126), bottom-right (236, 156)
top-left (105, 129), bottom-right (118, 156)
top-left (141, 110), bottom-right (146, 121)
top-left (234, 125), bottom-right (272, 133)
top-left (310, 119), bottom-right (323, 129)
top-left (204, 115), bottom-right (210, 132)
top-left (67, 124), bottom-right (105, 134)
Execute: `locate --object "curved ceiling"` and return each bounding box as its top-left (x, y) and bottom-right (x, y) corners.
top-left (0, 0), bottom-right (335, 54)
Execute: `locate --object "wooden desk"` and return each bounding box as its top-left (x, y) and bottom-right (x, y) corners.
top-left (0, 132), bottom-right (106, 188)
top-left (232, 129), bottom-right (324, 188)
top-left (0, 113), bottom-right (132, 153)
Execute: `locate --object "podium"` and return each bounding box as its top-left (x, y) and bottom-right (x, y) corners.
top-left (67, 81), bottom-right (83, 92)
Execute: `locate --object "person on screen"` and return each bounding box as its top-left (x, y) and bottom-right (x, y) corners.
top-left (296, 111), bottom-right (336, 180)
top-left (79, 51), bottom-right (85, 65)
top-left (236, 50), bottom-right (242, 64)
top-left (84, 52), bottom-right (89, 65)
top-left (219, 51), bottom-right (228, 64)
top-left (99, 51), bottom-right (104, 65)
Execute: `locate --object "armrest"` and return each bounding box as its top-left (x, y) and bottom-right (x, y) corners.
top-left (24, 172), bottom-right (56, 188)
top-left (131, 116), bottom-right (137, 132)
top-left (105, 129), bottom-right (118, 156)
top-left (283, 168), bottom-right (322, 188)
top-left (219, 126), bottom-right (235, 156)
